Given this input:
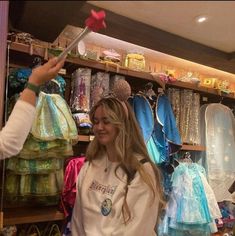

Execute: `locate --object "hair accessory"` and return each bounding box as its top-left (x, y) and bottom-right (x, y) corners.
top-left (112, 79), bottom-right (131, 118)
top-left (113, 79), bottom-right (131, 102)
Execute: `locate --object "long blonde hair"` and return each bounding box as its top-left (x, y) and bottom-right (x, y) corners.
top-left (86, 97), bottom-right (165, 223)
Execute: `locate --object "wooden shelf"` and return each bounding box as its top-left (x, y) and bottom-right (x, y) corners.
top-left (9, 42), bottom-right (209, 152)
top-left (166, 80), bottom-right (235, 99)
top-left (9, 41), bottom-right (235, 100)
top-left (3, 41), bottom-right (211, 228)
top-left (3, 206), bottom-right (64, 226)
top-left (78, 134), bottom-right (94, 142)
top-left (181, 144), bottom-right (206, 151)
top-left (8, 41), bottom-right (164, 86)
top-left (77, 135), bottom-right (206, 151)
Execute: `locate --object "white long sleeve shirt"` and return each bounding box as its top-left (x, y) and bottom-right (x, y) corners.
top-left (71, 156), bottom-right (159, 236)
top-left (0, 100), bottom-right (35, 160)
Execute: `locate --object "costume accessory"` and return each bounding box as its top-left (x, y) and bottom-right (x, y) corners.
top-left (26, 82), bottom-right (40, 96)
top-left (104, 156), bottom-right (111, 172)
top-left (113, 79), bottom-right (131, 102)
top-left (57, 9), bottom-right (106, 62)
top-left (101, 198), bottom-right (112, 216)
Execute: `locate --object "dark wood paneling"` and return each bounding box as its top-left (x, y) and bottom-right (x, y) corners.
top-left (9, 1), bottom-right (88, 42)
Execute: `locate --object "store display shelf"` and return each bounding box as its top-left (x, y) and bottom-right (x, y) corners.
top-left (9, 41), bottom-right (235, 100)
top-left (78, 135), bottom-right (94, 142)
top-left (66, 57), bottom-right (164, 86)
top-left (3, 206), bottom-right (64, 226)
top-left (166, 80), bottom-right (235, 99)
top-left (77, 135), bottom-right (206, 151)
top-left (8, 41), bottom-right (159, 85)
top-left (181, 144), bottom-right (206, 151)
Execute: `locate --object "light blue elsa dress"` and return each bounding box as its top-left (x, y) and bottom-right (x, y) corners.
top-left (158, 163), bottom-right (221, 236)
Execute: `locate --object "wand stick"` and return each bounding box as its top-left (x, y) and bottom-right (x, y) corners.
top-left (57, 9), bottom-right (106, 62)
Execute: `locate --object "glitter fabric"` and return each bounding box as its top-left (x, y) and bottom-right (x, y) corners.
top-left (70, 68), bottom-right (91, 112)
top-left (17, 134), bottom-right (73, 159)
top-left (5, 169), bottom-right (64, 196)
top-left (6, 157), bottom-right (63, 174)
top-left (31, 92), bottom-right (78, 141)
top-left (113, 79), bottom-right (131, 102)
top-left (168, 88), bottom-right (200, 145)
top-left (90, 71), bottom-right (110, 108)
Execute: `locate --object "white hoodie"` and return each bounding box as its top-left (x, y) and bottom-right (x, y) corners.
top-left (0, 100), bottom-right (35, 159)
top-left (71, 156), bottom-right (159, 236)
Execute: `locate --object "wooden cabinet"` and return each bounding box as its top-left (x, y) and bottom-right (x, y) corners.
top-left (4, 207), bottom-right (64, 226)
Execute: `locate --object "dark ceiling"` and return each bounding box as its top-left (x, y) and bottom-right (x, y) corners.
top-left (8, 1), bottom-right (235, 74)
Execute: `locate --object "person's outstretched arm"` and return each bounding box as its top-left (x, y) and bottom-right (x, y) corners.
top-left (0, 57), bottom-right (65, 159)
top-left (20, 57), bottom-right (65, 106)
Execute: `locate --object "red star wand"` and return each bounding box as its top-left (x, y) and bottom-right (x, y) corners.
top-left (57, 9), bottom-right (106, 61)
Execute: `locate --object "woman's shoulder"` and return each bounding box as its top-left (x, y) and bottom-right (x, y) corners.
top-left (131, 155), bottom-right (155, 182)
top-left (135, 154), bottom-right (152, 169)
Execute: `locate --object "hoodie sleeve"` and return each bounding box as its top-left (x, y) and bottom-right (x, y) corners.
top-left (71, 162), bottom-right (89, 236)
top-left (0, 100), bottom-right (36, 159)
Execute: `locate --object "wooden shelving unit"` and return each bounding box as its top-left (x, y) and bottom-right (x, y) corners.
top-left (181, 144), bottom-right (206, 151)
top-left (166, 80), bottom-right (235, 99)
top-left (4, 41), bottom-right (219, 226)
top-left (78, 135), bottom-right (94, 142)
top-left (3, 206), bottom-right (64, 226)
top-left (77, 135), bottom-right (206, 151)
top-left (8, 41), bottom-right (235, 100)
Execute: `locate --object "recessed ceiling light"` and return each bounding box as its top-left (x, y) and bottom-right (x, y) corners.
top-left (195, 15), bottom-right (208, 23)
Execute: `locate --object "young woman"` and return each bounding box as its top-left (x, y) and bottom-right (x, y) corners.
top-left (71, 97), bottom-right (164, 236)
top-left (0, 57), bottom-right (64, 159)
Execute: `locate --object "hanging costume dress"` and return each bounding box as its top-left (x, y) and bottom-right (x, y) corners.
top-left (201, 103), bottom-right (235, 202)
top-left (158, 162), bottom-right (221, 236)
top-left (130, 93), bottom-right (181, 165)
top-left (5, 72), bottom-right (78, 205)
top-left (130, 93), bottom-right (181, 196)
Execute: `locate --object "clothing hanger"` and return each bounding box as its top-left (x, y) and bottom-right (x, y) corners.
top-left (30, 56), bottom-right (43, 69)
top-left (51, 79), bottom-right (61, 88)
top-left (173, 158), bottom-right (180, 167)
top-left (144, 82), bottom-right (157, 100)
top-left (40, 78), bottom-right (61, 95)
top-left (160, 161), bottom-right (175, 175)
top-left (219, 96), bottom-right (224, 104)
top-left (179, 151), bottom-right (193, 163)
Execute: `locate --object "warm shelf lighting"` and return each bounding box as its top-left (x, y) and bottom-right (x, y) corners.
top-left (195, 15), bottom-right (208, 23)
top-left (57, 25), bottom-right (235, 84)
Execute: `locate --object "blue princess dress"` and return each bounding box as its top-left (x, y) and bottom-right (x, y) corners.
top-left (130, 93), bottom-right (181, 164)
top-left (130, 93), bottom-right (182, 197)
top-left (158, 163), bottom-right (221, 236)
top-left (153, 93), bottom-right (182, 161)
top-left (130, 94), bottom-right (162, 163)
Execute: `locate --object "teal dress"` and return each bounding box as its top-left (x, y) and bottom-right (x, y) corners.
top-left (158, 163), bottom-right (221, 236)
